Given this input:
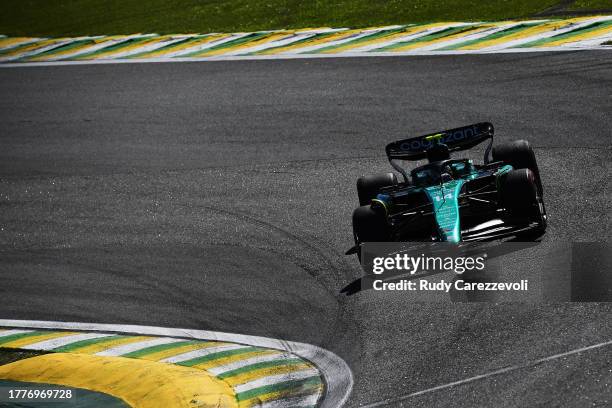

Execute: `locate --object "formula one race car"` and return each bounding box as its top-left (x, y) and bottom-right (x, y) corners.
top-left (347, 122), bottom-right (547, 257)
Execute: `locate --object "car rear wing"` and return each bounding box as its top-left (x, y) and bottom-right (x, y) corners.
top-left (385, 122), bottom-right (494, 161)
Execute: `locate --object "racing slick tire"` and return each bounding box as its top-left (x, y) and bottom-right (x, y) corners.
top-left (357, 173), bottom-right (398, 206)
top-left (500, 169), bottom-right (547, 237)
top-left (492, 140), bottom-right (543, 197)
top-left (353, 205), bottom-right (390, 242)
top-left (352, 205), bottom-right (391, 260)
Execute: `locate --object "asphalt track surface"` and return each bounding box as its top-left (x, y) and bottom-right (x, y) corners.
top-left (1, 51), bottom-right (611, 407)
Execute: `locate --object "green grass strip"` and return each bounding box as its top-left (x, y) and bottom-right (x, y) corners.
top-left (122, 340), bottom-right (202, 358)
top-left (0, 0), bottom-right (565, 38)
top-left (569, 0), bottom-right (612, 11)
top-left (376, 24), bottom-right (478, 51)
top-left (180, 32), bottom-right (269, 57)
top-left (437, 22), bottom-right (542, 50)
top-left (0, 379), bottom-right (129, 407)
top-left (307, 26), bottom-right (407, 53)
top-left (53, 335), bottom-right (128, 352)
top-left (218, 358), bottom-right (305, 379)
top-left (177, 347), bottom-right (264, 367)
top-left (518, 20), bottom-right (612, 47)
top-left (0, 331), bottom-right (49, 345)
top-left (236, 376), bottom-right (322, 402)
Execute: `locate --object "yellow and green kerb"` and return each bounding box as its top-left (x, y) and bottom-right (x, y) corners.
top-left (1, 16), bottom-right (611, 64)
top-left (0, 328), bottom-right (324, 407)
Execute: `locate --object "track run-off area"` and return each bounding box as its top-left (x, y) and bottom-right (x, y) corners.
top-left (0, 16), bottom-right (612, 66)
top-left (0, 46), bottom-right (611, 407)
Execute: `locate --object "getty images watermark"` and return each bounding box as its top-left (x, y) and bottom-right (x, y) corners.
top-left (353, 242), bottom-right (611, 302)
top-left (370, 251), bottom-right (526, 293)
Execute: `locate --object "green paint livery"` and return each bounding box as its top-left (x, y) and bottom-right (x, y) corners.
top-left (424, 180), bottom-right (465, 243)
top-left (350, 122), bottom-right (548, 255)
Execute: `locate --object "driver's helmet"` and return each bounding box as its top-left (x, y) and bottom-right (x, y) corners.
top-left (427, 142), bottom-right (450, 162)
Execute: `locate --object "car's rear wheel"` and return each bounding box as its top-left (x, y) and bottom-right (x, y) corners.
top-left (357, 173), bottom-right (398, 206)
top-left (352, 205), bottom-right (390, 260)
top-left (492, 140), bottom-right (543, 197)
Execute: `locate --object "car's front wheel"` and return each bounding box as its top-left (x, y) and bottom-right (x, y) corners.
top-left (499, 168), bottom-right (547, 238)
top-left (492, 140), bottom-right (543, 197)
top-left (352, 205), bottom-right (390, 260)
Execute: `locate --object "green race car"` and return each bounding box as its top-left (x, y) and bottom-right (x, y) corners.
top-left (347, 122), bottom-right (547, 258)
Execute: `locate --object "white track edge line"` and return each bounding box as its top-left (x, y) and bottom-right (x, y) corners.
top-left (0, 319), bottom-right (353, 408)
top-left (360, 338), bottom-right (612, 407)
